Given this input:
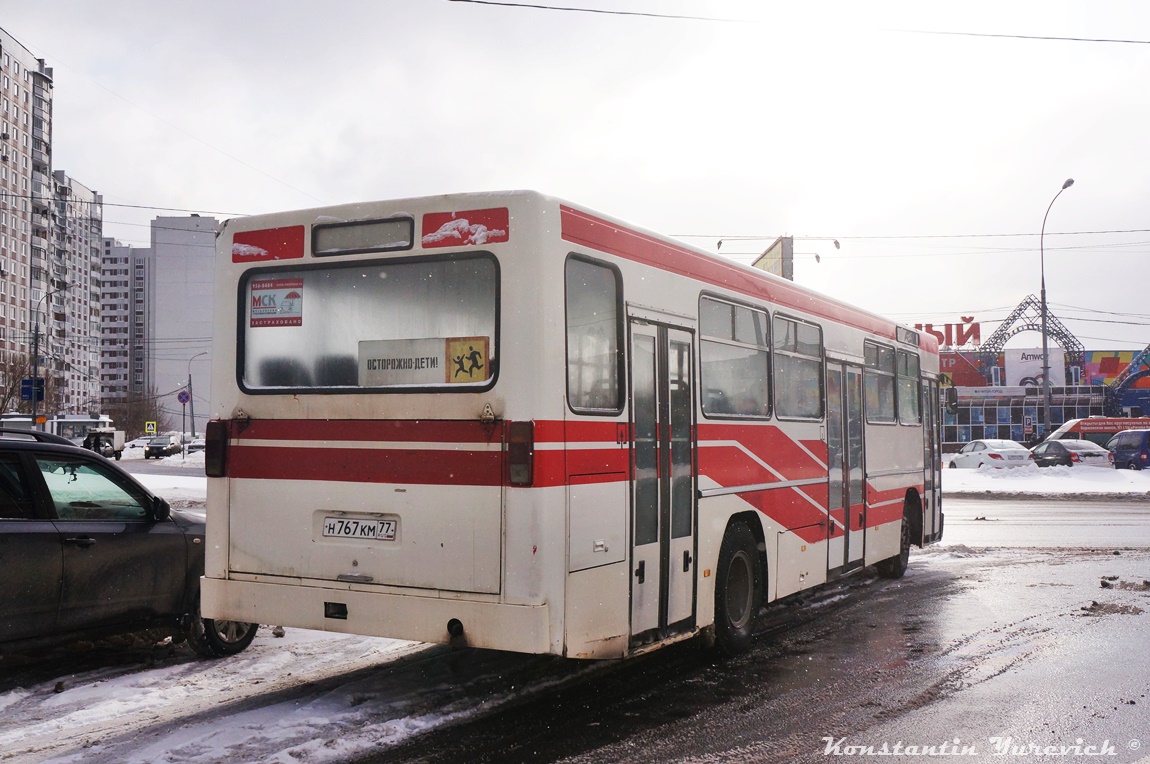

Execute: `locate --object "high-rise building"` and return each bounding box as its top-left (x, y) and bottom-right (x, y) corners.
top-left (100, 216), bottom-right (216, 433)
top-left (100, 237), bottom-right (134, 401)
top-left (52, 170), bottom-right (102, 411)
top-left (2, 26), bottom-right (102, 416)
top-left (146, 215), bottom-right (216, 433)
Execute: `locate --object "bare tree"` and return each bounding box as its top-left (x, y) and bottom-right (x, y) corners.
top-left (0, 351), bottom-right (34, 414)
top-left (0, 351), bottom-right (64, 418)
top-left (101, 390), bottom-right (173, 437)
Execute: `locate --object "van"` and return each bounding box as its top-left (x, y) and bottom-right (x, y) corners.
top-left (1044, 417), bottom-right (1150, 448)
top-left (1110, 429), bottom-right (1150, 470)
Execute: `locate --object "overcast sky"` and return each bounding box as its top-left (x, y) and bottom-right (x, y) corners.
top-left (5, 0), bottom-right (1149, 350)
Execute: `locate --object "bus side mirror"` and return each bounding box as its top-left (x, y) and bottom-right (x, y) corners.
top-left (944, 387), bottom-right (958, 415)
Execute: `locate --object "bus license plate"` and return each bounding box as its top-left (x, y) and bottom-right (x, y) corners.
top-left (322, 517), bottom-right (397, 540)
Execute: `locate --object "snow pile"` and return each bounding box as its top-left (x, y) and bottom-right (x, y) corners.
top-left (943, 464), bottom-right (1150, 500)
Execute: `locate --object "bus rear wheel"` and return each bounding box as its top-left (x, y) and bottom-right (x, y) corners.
top-left (877, 515), bottom-right (912, 579)
top-left (714, 521), bottom-right (763, 657)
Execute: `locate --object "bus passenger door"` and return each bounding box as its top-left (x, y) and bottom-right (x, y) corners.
top-left (923, 379), bottom-right (942, 541)
top-left (826, 362), bottom-right (865, 575)
top-left (629, 321), bottom-right (697, 643)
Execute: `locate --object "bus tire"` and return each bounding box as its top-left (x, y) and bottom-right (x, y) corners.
top-left (714, 521), bottom-right (762, 657)
top-left (188, 597), bottom-right (259, 658)
top-left (877, 514), bottom-right (912, 579)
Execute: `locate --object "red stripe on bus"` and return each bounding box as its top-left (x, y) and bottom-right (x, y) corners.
top-left (231, 419), bottom-right (499, 444)
top-left (229, 445), bottom-right (503, 486)
top-left (698, 423), bottom-right (826, 483)
top-left (560, 205), bottom-right (938, 352)
top-left (232, 225), bottom-right (305, 262)
top-left (738, 486), bottom-right (829, 543)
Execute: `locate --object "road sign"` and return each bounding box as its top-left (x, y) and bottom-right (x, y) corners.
top-left (19, 378), bottom-right (44, 402)
top-left (177, 390), bottom-right (191, 404)
top-left (145, 421), bottom-right (157, 434)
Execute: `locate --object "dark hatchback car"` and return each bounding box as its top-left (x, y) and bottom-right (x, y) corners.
top-left (1030, 438), bottom-right (1113, 469)
top-left (0, 428), bottom-right (257, 656)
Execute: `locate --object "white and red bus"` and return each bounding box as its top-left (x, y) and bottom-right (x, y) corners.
top-left (202, 191), bottom-right (942, 659)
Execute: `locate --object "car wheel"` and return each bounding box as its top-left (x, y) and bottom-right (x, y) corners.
top-left (188, 598), bottom-right (259, 658)
top-left (1130, 463), bottom-right (1140, 471)
top-left (948, 461), bottom-right (957, 469)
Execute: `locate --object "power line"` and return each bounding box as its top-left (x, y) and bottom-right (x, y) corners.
top-left (675, 228), bottom-right (1150, 241)
top-left (447, 0), bottom-right (744, 22)
top-left (0, 191), bottom-right (244, 217)
top-left (1051, 302), bottom-right (1150, 320)
top-left (449, 0), bottom-right (1150, 47)
top-left (901, 29), bottom-right (1150, 45)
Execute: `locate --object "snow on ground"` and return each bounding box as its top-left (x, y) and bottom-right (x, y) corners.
top-left (125, 450), bottom-right (209, 508)
top-left (1, 462), bottom-right (1143, 763)
top-left (942, 462), bottom-right (1150, 500)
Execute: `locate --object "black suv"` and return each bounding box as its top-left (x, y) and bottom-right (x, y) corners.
top-left (0, 428), bottom-right (257, 657)
top-left (144, 435), bottom-right (183, 459)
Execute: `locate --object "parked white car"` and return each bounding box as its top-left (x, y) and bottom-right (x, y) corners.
top-left (950, 439), bottom-right (1034, 469)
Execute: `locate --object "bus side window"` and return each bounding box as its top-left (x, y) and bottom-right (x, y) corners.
top-left (260, 357), bottom-right (313, 387)
top-left (863, 342), bottom-right (896, 424)
top-left (565, 255), bottom-right (623, 413)
top-left (772, 315), bottom-right (823, 419)
top-left (699, 296), bottom-right (771, 419)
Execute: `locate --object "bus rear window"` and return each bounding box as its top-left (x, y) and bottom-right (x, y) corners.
top-left (241, 255), bottom-right (498, 391)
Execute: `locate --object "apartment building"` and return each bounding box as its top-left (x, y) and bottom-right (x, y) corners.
top-left (101, 216), bottom-right (216, 432)
top-left (1, 29), bottom-right (51, 362)
top-left (100, 237), bottom-right (133, 401)
top-left (2, 27), bottom-right (103, 414)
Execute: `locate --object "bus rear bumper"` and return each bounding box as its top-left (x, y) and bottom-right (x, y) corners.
top-left (201, 576), bottom-right (553, 655)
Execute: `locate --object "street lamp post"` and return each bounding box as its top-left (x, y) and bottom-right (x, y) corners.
top-left (187, 351), bottom-right (208, 439)
top-left (31, 283), bottom-right (73, 429)
top-left (1040, 178), bottom-right (1075, 438)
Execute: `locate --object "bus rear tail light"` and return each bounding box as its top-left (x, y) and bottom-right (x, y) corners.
top-left (205, 419), bottom-right (229, 478)
top-left (507, 421), bottom-right (534, 486)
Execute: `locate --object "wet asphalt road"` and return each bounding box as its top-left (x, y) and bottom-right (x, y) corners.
top-left (118, 454), bottom-right (203, 477)
top-left (363, 499), bottom-right (1150, 764)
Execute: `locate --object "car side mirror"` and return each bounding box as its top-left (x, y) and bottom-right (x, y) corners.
top-left (151, 496), bottom-right (171, 522)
